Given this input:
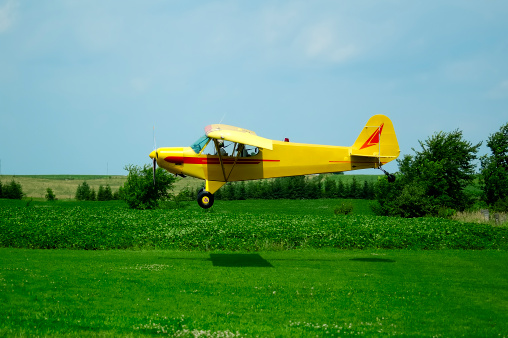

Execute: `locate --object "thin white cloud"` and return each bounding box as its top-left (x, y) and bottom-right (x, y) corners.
top-left (487, 80), bottom-right (508, 99)
top-left (297, 22), bottom-right (359, 63)
top-left (129, 77), bottom-right (150, 93)
top-left (0, 0), bottom-right (18, 33)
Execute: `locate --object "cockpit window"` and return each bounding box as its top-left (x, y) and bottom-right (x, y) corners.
top-left (190, 135), bottom-right (209, 154)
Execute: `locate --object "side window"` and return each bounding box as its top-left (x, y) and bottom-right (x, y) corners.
top-left (202, 140), bottom-right (236, 156)
top-left (220, 141), bottom-right (235, 156)
top-left (201, 140), bottom-right (216, 155)
top-left (241, 145), bottom-right (259, 157)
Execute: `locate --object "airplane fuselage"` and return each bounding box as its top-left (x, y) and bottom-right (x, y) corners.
top-left (153, 141), bottom-right (389, 193)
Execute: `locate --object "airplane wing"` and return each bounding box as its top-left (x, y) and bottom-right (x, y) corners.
top-left (205, 124), bottom-right (273, 150)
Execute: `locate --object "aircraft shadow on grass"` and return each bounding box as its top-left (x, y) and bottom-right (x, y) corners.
top-left (158, 255), bottom-right (395, 267)
top-left (349, 257), bottom-right (396, 263)
top-left (209, 254), bottom-right (274, 268)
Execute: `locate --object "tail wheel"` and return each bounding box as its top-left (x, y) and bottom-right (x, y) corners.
top-left (197, 190), bottom-right (214, 209)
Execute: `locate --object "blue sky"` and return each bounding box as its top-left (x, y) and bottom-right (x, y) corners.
top-left (1, 0), bottom-right (507, 175)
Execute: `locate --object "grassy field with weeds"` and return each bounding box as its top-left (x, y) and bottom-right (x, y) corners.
top-left (1, 248), bottom-right (507, 337)
top-left (1, 199), bottom-right (506, 250)
top-left (1, 187), bottom-right (507, 336)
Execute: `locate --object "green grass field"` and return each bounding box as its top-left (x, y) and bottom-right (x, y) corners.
top-left (1, 174), bottom-right (507, 336)
top-left (1, 248), bottom-right (507, 337)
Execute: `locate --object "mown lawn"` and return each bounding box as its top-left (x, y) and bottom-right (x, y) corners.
top-left (1, 249), bottom-right (507, 337)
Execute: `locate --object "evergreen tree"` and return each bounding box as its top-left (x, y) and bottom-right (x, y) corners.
top-left (289, 176), bottom-right (306, 198)
top-left (271, 178), bottom-right (283, 199)
top-left (349, 177), bottom-right (359, 198)
top-left (337, 179), bottom-right (346, 198)
top-left (236, 181), bottom-right (247, 200)
top-left (45, 188), bottom-right (56, 201)
top-left (304, 176), bottom-right (321, 199)
top-left (75, 181), bottom-right (91, 201)
top-left (247, 180), bottom-right (262, 199)
top-left (3, 180), bottom-right (24, 199)
top-left (104, 184), bottom-right (113, 200)
top-left (324, 176), bottom-right (337, 198)
top-left (360, 180), bottom-right (369, 199)
top-left (89, 188), bottom-right (96, 201)
top-left (97, 185), bottom-right (106, 201)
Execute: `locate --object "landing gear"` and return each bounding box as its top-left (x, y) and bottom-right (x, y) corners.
top-left (379, 166), bottom-right (396, 183)
top-left (197, 189), bottom-right (214, 209)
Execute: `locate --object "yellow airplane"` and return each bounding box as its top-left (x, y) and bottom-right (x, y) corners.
top-left (149, 114), bottom-right (399, 208)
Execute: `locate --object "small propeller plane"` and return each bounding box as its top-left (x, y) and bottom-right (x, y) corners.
top-left (149, 114), bottom-right (400, 208)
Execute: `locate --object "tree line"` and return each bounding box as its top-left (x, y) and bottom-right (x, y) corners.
top-left (75, 181), bottom-right (119, 201)
top-left (176, 175), bottom-right (377, 202)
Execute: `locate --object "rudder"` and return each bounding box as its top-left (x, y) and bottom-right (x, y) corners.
top-left (351, 115), bottom-right (400, 163)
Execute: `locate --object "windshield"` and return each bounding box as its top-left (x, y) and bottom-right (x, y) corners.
top-left (190, 135), bottom-right (209, 154)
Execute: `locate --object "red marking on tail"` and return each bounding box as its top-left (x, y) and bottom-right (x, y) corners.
top-left (360, 123), bottom-right (384, 150)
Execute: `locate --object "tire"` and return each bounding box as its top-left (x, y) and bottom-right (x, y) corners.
top-left (197, 190), bottom-right (214, 209)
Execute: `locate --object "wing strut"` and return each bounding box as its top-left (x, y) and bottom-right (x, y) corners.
top-left (226, 143), bottom-right (242, 182)
top-left (213, 139), bottom-right (228, 183)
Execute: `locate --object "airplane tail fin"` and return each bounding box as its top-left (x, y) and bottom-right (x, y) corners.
top-left (351, 115), bottom-right (400, 165)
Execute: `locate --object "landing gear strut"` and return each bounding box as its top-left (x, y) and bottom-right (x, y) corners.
top-left (379, 166), bottom-right (396, 183)
top-left (197, 188), bottom-right (214, 209)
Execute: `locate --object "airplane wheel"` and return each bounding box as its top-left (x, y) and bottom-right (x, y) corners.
top-left (387, 174), bottom-right (396, 183)
top-left (197, 190), bottom-right (214, 209)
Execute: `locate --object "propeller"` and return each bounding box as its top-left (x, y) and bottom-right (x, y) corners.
top-left (153, 125), bottom-right (157, 185)
top-left (153, 157), bottom-right (156, 185)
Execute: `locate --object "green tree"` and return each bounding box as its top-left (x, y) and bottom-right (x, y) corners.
top-left (401, 130), bottom-right (480, 210)
top-left (236, 181), bottom-right (247, 200)
top-left (89, 188), bottom-right (96, 201)
top-left (45, 188), bottom-right (56, 201)
top-left (336, 179), bottom-right (346, 198)
top-left (480, 122), bottom-right (508, 208)
top-left (324, 176), bottom-right (337, 198)
top-left (121, 164), bottom-right (176, 209)
top-left (2, 179), bottom-right (24, 199)
top-left (97, 184), bottom-right (113, 201)
top-left (374, 129), bottom-right (481, 216)
top-left (75, 181), bottom-right (91, 201)
top-left (348, 176), bottom-right (360, 198)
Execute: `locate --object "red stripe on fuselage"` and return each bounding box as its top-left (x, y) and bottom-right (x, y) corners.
top-left (164, 156), bottom-right (279, 165)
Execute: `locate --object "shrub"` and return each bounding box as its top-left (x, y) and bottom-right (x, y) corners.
top-left (334, 201), bottom-right (354, 215)
top-left (121, 164), bottom-right (176, 209)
